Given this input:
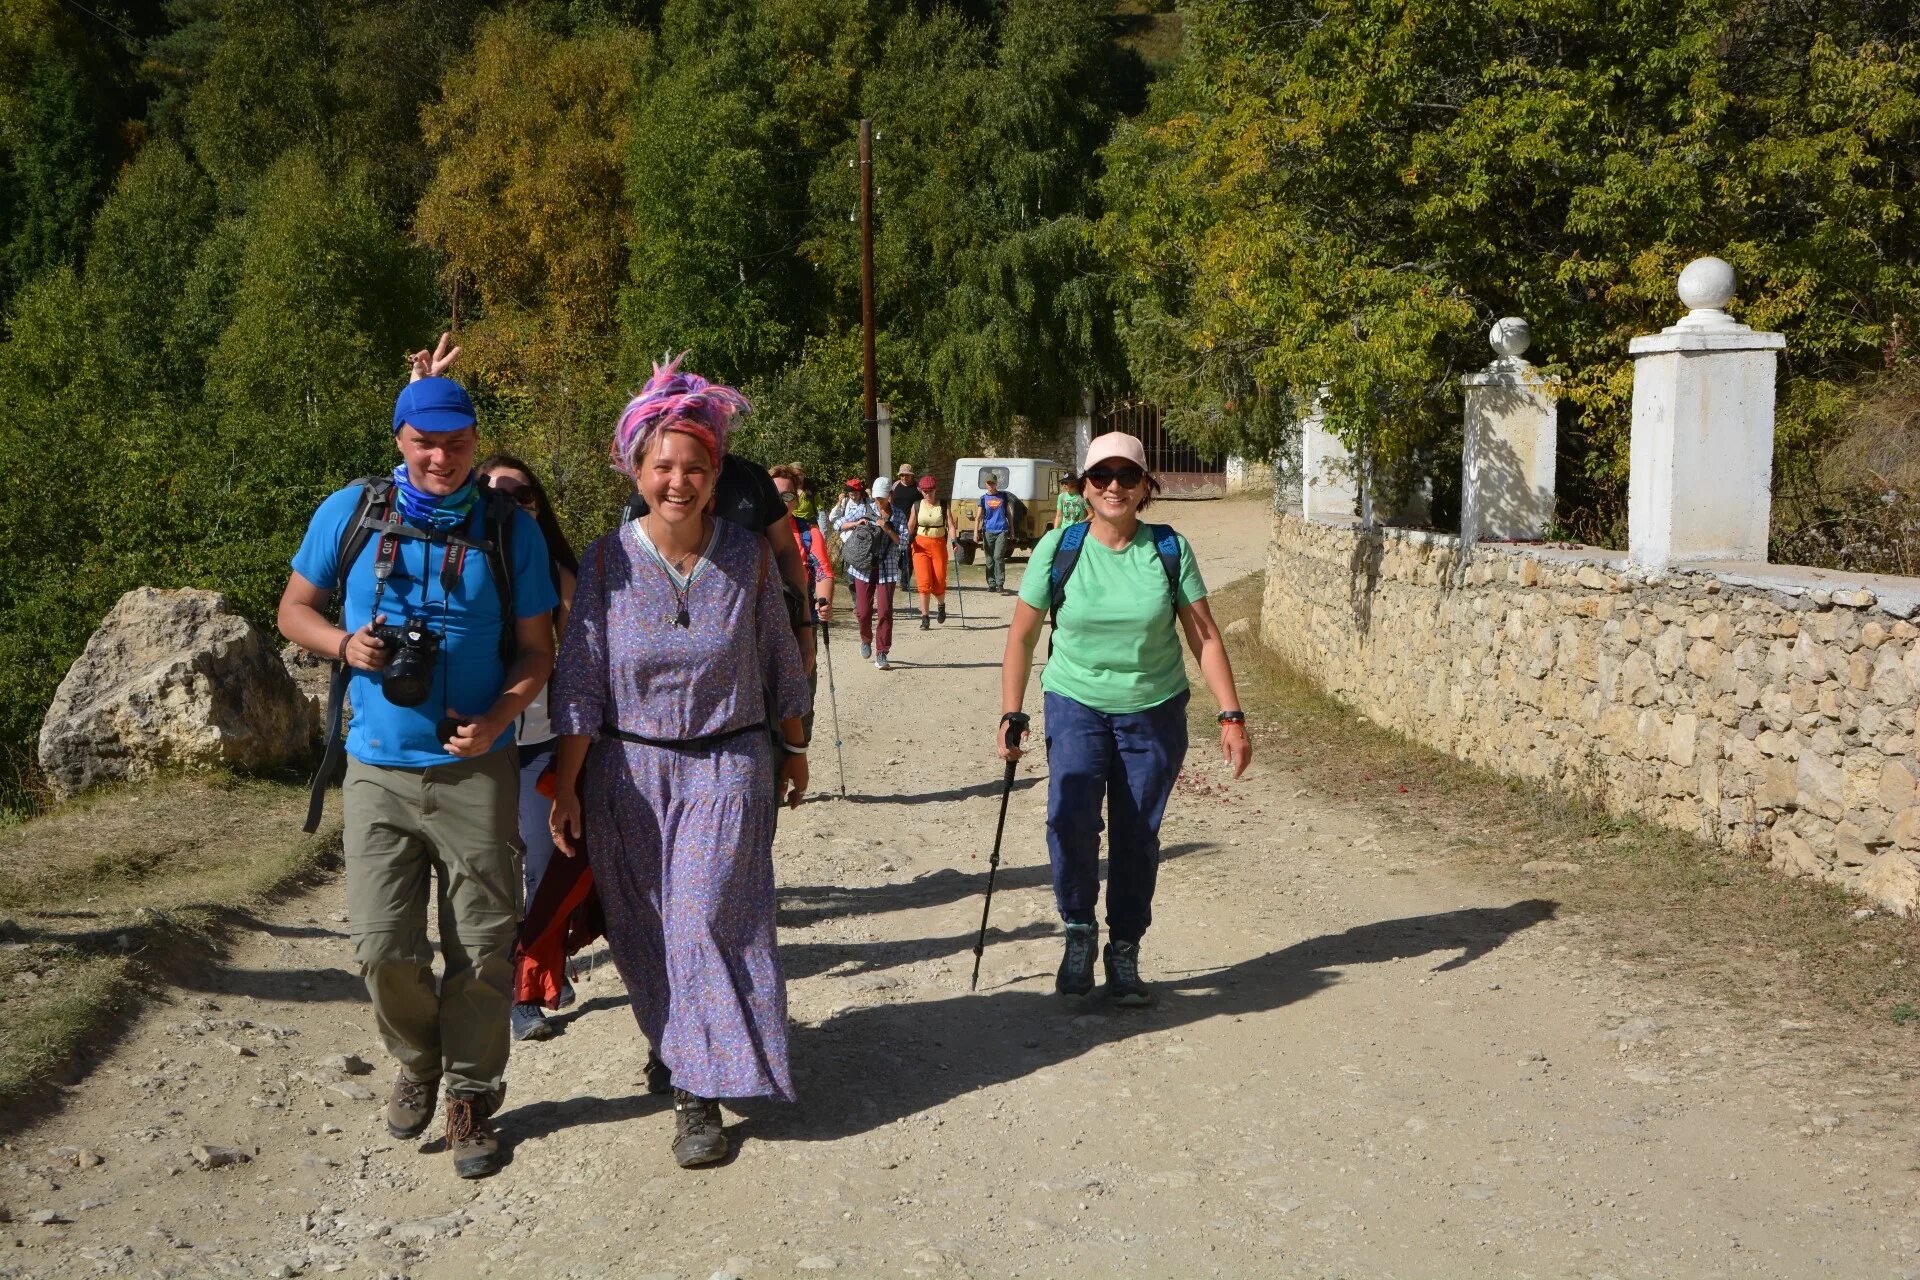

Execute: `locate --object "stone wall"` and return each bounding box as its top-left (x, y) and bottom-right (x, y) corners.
top-left (1260, 513), bottom-right (1920, 914)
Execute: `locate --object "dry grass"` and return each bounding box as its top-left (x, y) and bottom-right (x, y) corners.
top-left (0, 773), bottom-right (340, 1119)
top-left (1202, 572), bottom-right (1920, 1050)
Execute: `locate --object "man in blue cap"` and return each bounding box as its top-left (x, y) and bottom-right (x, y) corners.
top-left (278, 365), bottom-right (557, 1179)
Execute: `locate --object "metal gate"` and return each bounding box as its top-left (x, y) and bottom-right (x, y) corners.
top-left (1094, 401), bottom-right (1226, 496)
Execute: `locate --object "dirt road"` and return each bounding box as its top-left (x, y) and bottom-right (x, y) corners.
top-left (7, 497), bottom-right (1920, 1279)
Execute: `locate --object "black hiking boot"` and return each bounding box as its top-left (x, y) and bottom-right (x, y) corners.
top-left (920, 614), bottom-right (931, 630)
top-left (1103, 940), bottom-right (1154, 1007)
top-left (672, 1089), bottom-right (728, 1167)
top-left (385, 1071), bottom-right (439, 1140)
top-left (644, 1048), bottom-right (673, 1095)
top-left (1055, 922), bottom-right (1097, 996)
top-left (937, 602), bottom-right (947, 624)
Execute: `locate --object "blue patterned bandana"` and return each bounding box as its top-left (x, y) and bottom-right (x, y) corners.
top-left (392, 464), bottom-right (480, 531)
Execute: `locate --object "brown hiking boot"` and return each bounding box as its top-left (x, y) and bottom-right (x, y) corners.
top-left (385, 1071), bottom-right (438, 1140)
top-left (445, 1094), bottom-right (501, 1179)
top-left (671, 1089), bottom-right (728, 1168)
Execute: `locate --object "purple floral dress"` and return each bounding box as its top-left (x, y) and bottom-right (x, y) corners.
top-left (552, 517), bottom-right (809, 1100)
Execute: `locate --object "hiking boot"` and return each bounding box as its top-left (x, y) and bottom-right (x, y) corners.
top-left (1103, 940), bottom-right (1154, 1007)
top-left (445, 1094), bottom-right (501, 1179)
top-left (671, 1089), bottom-right (728, 1167)
top-left (386, 1071), bottom-right (439, 1140)
top-left (511, 1002), bottom-right (553, 1042)
top-left (860, 642), bottom-right (873, 659)
top-left (644, 1048), bottom-right (673, 1095)
top-left (920, 614), bottom-right (931, 631)
top-left (1055, 922), bottom-right (1097, 996)
top-left (937, 602), bottom-right (947, 624)
top-left (555, 976), bottom-right (577, 1010)
top-left (875, 651), bottom-right (890, 670)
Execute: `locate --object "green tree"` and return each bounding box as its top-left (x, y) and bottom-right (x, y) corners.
top-left (1102, 0), bottom-right (1920, 536)
top-left (417, 8), bottom-right (648, 540)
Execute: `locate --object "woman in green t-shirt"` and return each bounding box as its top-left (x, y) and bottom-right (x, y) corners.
top-left (997, 433), bottom-right (1252, 1005)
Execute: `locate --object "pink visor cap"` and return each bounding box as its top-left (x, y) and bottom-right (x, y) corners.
top-left (1081, 431), bottom-right (1149, 473)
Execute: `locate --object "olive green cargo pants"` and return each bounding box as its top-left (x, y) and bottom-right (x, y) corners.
top-left (343, 751), bottom-right (520, 1103)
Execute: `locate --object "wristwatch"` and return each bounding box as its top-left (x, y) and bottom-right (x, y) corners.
top-left (1217, 710), bottom-right (1246, 725)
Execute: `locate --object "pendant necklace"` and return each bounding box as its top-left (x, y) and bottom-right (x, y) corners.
top-left (647, 514), bottom-right (700, 628)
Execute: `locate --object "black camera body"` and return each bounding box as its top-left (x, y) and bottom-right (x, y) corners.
top-left (370, 616), bottom-right (441, 707)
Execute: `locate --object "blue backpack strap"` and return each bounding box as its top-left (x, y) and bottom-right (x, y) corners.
top-left (1048, 520), bottom-right (1092, 625)
top-left (1149, 524), bottom-right (1183, 612)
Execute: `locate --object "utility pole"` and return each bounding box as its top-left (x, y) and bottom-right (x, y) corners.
top-left (859, 118), bottom-right (878, 480)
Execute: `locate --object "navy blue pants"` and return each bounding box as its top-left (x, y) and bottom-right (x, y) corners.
top-left (1043, 689), bottom-right (1189, 944)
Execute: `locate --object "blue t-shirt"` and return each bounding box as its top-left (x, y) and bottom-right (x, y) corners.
top-left (981, 491), bottom-right (1011, 533)
top-left (291, 483), bottom-right (559, 769)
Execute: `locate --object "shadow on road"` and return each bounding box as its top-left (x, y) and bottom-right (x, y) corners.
top-left (837, 775), bottom-right (1043, 807)
top-left (781, 921), bottom-right (1057, 981)
top-left (732, 899), bottom-right (1557, 1144)
top-left (776, 841), bottom-right (1218, 929)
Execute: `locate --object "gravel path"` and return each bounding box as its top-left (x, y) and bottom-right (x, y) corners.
top-left (7, 497), bottom-right (1919, 1279)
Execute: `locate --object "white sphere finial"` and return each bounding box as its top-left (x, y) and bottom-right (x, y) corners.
top-left (1677, 257), bottom-right (1736, 312)
top-left (1489, 316), bottom-right (1531, 361)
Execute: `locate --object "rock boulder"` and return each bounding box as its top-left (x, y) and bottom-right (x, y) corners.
top-left (37, 588), bottom-right (318, 798)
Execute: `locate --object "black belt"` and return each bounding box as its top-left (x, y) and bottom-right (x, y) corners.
top-left (601, 722), bottom-right (766, 751)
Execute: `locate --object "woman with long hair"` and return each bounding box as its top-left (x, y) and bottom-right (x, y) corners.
top-left (997, 433), bottom-right (1251, 1006)
top-left (549, 360), bottom-right (809, 1168)
top-left (475, 455), bottom-right (580, 1043)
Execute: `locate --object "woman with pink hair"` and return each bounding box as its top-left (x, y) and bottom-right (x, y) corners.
top-left (548, 359), bottom-right (810, 1168)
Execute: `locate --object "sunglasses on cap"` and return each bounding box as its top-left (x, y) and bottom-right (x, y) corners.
top-left (1085, 465), bottom-right (1146, 488)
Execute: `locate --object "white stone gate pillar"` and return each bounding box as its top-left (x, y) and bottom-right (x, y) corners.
top-left (1461, 317), bottom-right (1557, 543)
top-left (1627, 258), bottom-right (1785, 569)
top-left (1301, 387), bottom-right (1357, 522)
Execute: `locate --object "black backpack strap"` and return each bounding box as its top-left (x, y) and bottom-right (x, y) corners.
top-left (482, 487), bottom-right (518, 663)
top-left (305, 478), bottom-right (393, 834)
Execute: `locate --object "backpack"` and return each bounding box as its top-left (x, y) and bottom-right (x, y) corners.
top-left (838, 518), bottom-right (878, 574)
top-left (1047, 521), bottom-right (1184, 633)
top-left (302, 476), bottom-right (519, 833)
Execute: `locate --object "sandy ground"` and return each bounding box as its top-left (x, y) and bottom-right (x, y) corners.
top-left (7, 496), bottom-right (1920, 1280)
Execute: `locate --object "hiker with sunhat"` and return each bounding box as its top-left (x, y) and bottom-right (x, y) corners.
top-left (905, 473), bottom-right (951, 629)
top-left (836, 476), bottom-right (901, 670)
top-left (995, 431), bottom-right (1252, 1006)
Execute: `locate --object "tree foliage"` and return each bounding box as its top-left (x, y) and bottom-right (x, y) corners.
top-left (1102, 0), bottom-right (1920, 535)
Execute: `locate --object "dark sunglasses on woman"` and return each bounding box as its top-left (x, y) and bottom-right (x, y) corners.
top-left (1085, 465), bottom-right (1145, 488)
top-left (487, 479), bottom-right (539, 510)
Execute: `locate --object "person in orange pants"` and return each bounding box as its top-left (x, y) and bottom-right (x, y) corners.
top-left (907, 474), bottom-right (950, 629)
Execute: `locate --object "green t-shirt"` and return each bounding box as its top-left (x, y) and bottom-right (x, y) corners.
top-left (1020, 523), bottom-right (1207, 714)
top-left (1056, 492), bottom-right (1089, 524)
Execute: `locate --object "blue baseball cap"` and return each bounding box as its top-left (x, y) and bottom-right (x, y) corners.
top-left (392, 377), bottom-right (477, 435)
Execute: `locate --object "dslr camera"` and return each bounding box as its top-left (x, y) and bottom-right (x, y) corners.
top-left (369, 616), bottom-right (441, 707)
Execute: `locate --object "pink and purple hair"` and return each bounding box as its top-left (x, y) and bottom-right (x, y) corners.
top-left (611, 356), bottom-right (751, 475)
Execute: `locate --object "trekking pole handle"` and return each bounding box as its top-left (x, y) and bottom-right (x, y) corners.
top-left (1000, 711), bottom-right (1030, 752)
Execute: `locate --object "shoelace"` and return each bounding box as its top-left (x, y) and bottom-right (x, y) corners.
top-left (1065, 928), bottom-right (1096, 967)
top-left (675, 1093), bottom-right (719, 1135)
top-left (446, 1100), bottom-right (476, 1146)
top-left (1110, 946), bottom-right (1141, 984)
top-left (397, 1077), bottom-right (433, 1109)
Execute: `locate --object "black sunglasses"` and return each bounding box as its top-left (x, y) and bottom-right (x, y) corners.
top-left (1085, 465), bottom-right (1145, 488)
top-left (487, 479), bottom-right (539, 509)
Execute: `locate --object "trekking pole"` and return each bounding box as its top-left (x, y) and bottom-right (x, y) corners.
top-left (954, 549), bottom-right (968, 631)
top-left (817, 610), bottom-right (848, 798)
top-left (970, 711), bottom-right (1030, 992)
